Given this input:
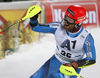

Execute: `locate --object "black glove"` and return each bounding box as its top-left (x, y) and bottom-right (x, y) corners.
top-left (30, 11), bottom-right (41, 27)
top-left (30, 11), bottom-right (41, 21)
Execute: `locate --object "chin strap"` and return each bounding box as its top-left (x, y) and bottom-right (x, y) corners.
top-left (70, 23), bottom-right (82, 33)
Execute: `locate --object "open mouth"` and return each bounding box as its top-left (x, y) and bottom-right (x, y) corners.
top-left (65, 24), bottom-right (69, 27)
top-left (64, 24), bottom-right (71, 30)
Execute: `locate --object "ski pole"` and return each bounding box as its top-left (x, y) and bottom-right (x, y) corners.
top-left (0, 5), bottom-right (42, 34)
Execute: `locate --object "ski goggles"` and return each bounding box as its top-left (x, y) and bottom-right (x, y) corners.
top-left (64, 15), bottom-right (75, 24)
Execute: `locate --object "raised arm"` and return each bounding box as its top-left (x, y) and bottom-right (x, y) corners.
top-left (29, 12), bottom-right (57, 34)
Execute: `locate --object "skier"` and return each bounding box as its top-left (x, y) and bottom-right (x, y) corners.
top-left (29, 5), bottom-right (96, 78)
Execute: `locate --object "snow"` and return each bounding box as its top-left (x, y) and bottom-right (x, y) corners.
top-left (0, 28), bottom-right (100, 78)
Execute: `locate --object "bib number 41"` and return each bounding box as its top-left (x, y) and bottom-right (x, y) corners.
top-left (61, 39), bottom-right (76, 51)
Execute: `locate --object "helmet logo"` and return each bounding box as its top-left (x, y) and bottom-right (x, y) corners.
top-left (67, 9), bottom-right (75, 16)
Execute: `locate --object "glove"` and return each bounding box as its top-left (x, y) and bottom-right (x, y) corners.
top-left (65, 62), bottom-right (78, 69)
top-left (30, 11), bottom-right (41, 21)
top-left (30, 11), bottom-right (41, 27)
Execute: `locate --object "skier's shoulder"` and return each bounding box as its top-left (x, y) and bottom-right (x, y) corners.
top-left (80, 27), bottom-right (94, 42)
top-left (80, 27), bottom-right (90, 36)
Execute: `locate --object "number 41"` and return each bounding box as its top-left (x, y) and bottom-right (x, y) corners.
top-left (61, 39), bottom-right (76, 51)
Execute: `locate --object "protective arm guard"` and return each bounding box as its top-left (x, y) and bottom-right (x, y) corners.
top-left (59, 65), bottom-right (84, 78)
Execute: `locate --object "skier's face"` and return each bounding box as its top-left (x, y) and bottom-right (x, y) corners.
top-left (64, 15), bottom-right (75, 31)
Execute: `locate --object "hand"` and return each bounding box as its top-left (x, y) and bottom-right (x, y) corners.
top-left (65, 62), bottom-right (78, 69)
top-left (30, 11), bottom-right (41, 27)
top-left (30, 11), bottom-right (41, 21)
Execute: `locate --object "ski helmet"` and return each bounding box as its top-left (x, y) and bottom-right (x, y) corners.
top-left (65, 5), bottom-right (86, 24)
